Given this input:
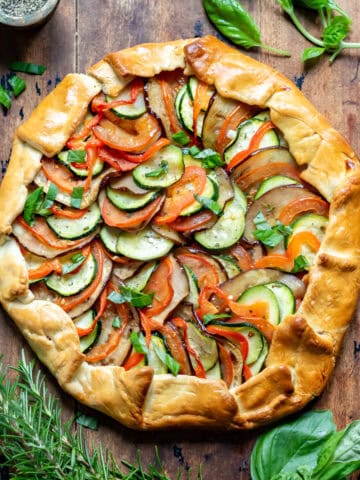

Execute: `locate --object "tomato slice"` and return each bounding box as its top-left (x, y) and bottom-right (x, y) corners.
top-left (170, 210), bottom-right (216, 232)
top-left (236, 162), bottom-right (300, 192)
top-left (42, 157), bottom-right (86, 194)
top-left (154, 166), bottom-right (207, 224)
top-left (278, 197), bottom-right (329, 225)
top-left (93, 114), bottom-right (161, 153)
top-left (101, 194), bottom-right (163, 229)
top-left (119, 138), bottom-right (171, 163)
top-left (177, 252), bottom-right (220, 289)
top-left (143, 256), bottom-right (174, 316)
top-left (50, 205), bottom-right (89, 219)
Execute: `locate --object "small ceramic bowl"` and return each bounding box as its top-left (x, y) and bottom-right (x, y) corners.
top-left (0, 0), bottom-right (60, 28)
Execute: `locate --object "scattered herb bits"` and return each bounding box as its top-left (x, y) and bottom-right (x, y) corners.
top-left (0, 85), bottom-right (11, 109)
top-left (8, 75), bottom-right (26, 97)
top-left (9, 61), bottom-right (46, 75)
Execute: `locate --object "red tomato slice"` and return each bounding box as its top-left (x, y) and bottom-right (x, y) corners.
top-left (98, 146), bottom-right (139, 171)
top-left (236, 162), bottom-right (300, 192)
top-left (170, 210), bottom-right (216, 232)
top-left (278, 197), bottom-right (329, 225)
top-left (42, 157), bottom-right (87, 194)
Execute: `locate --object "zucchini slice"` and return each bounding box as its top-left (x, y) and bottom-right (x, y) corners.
top-left (183, 264), bottom-right (200, 309)
top-left (106, 186), bottom-right (159, 212)
top-left (194, 183), bottom-right (246, 250)
top-left (224, 113), bottom-right (279, 165)
top-left (125, 260), bottom-right (158, 291)
top-left (132, 145), bottom-right (184, 189)
top-left (264, 281), bottom-right (295, 323)
top-left (106, 83), bottom-right (146, 119)
top-left (147, 335), bottom-right (168, 374)
top-left (100, 225), bottom-right (120, 254)
top-left (238, 285), bottom-right (280, 326)
top-left (214, 255), bottom-right (242, 279)
top-left (73, 310), bottom-right (101, 353)
top-left (116, 226), bottom-right (174, 261)
top-left (206, 360), bottom-right (222, 380)
top-left (186, 322), bottom-right (218, 371)
top-left (58, 150), bottom-right (104, 178)
top-left (174, 84), bottom-right (187, 118)
top-left (46, 203), bottom-right (101, 240)
top-left (254, 175), bottom-right (300, 200)
top-left (249, 339), bottom-right (268, 375)
top-left (45, 252), bottom-right (97, 297)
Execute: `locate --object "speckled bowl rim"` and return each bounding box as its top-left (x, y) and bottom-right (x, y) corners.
top-left (0, 0), bottom-right (60, 27)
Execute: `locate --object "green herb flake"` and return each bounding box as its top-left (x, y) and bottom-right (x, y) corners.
top-left (194, 148), bottom-right (224, 168)
top-left (108, 285), bottom-right (154, 308)
top-left (0, 85), bottom-right (11, 110)
top-left (41, 183), bottom-right (58, 210)
top-left (112, 316), bottom-right (122, 328)
top-left (70, 186), bottom-right (84, 209)
top-left (130, 332), bottom-right (148, 354)
top-left (67, 149), bottom-right (86, 164)
top-left (194, 194), bottom-right (223, 215)
top-left (9, 61), bottom-right (46, 75)
top-left (145, 160), bottom-right (169, 178)
top-left (202, 313), bottom-right (232, 325)
top-left (8, 75), bottom-right (26, 97)
top-left (153, 343), bottom-right (180, 376)
top-left (62, 253), bottom-right (86, 275)
top-left (23, 187), bottom-right (44, 226)
top-left (189, 145), bottom-right (201, 156)
top-left (75, 412), bottom-right (99, 430)
top-left (292, 255), bottom-right (310, 273)
top-left (253, 211), bottom-right (292, 248)
top-left (172, 131), bottom-right (190, 146)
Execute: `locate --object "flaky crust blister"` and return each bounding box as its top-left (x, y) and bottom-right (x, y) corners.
top-left (1, 36), bottom-right (360, 430)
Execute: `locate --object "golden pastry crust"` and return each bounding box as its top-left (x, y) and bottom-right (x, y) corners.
top-left (1, 36), bottom-right (359, 430)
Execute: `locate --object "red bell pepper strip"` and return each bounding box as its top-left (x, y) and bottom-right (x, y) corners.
top-left (28, 258), bottom-right (62, 281)
top-left (123, 352), bottom-right (145, 371)
top-left (243, 364), bottom-right (253, 381)
top-left (177, 252), bottom-right (220, 289)
top-left (286, 231), bottom-right (321, 261)
top-left (50, 205), bottom-right (89, 219)
top-left (66, 113), bottom-right (103, 150)
top-left (172, 317), bottom-right (206, 378)
top-left (117, 138), bottom-right (171, 163)
top-left (98, 146), bottom-right (139, 171)
top-left (139, 311), bottom-right (164, 348)
top-left (206, 325), bottom-right (249, 363)
top-left (160, 322), bottom-right (192, 375)
top-left (93, 79), bottom-right (143, 113)
top-left (77, 285), bottom-right (108, 337)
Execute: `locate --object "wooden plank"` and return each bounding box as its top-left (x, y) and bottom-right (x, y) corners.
top-left (0, 0), bottom-right (359, 478)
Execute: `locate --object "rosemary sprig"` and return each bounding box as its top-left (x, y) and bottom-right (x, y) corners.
top-left (0, 352), bottom-right (183, 479)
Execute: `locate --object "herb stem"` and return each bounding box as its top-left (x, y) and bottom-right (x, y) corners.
top-left (285, 9), bottom-right (324, 47)
top-left (341, 40), bottom-right (360, 48)
top-left (260, 43), bottom-right (291, 56)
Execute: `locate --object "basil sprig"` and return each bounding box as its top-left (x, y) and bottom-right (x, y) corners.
top-left (203, 0), bottom-right (291, 56)
top-left (253, 211), bottom-right (292, 248)
top-left (251, 410), bottom-right (360, 480)
top-left (108, 285), bottom-right (154, 308)
top-left (23, 185), bottom-right (58, 226)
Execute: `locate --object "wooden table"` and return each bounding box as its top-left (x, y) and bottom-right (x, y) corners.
top-left (0, 1), bottom-right (359, 478)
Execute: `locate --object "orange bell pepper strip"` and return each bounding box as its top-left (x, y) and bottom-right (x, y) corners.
top-left (230, 244), bottom-right (253, 272)
top-left (177, 252), bottom-right (220, 289)
top-left (93, 79), bottom-right (144, 113)
top-left (123, 352), bottom-right (145, 370)
top-left (227, 121), bottom-right (275, 171)
top-left (101, 194), bottom-right (164, 229)
top-left (170, 210), bottom-right (216, 233)
top-left (84, 137), bottom-right (103, 192)
top-left (287, 231), bottom-right (321, 261)
top-left (66, 113), bottom-right (103, 150)
top-left (56, 241), bottom-right (105, 312)
top-left (278, 197), bottom-right (329, 225)
top-left (154, 166), bottom-right (207, 225)
top-left (217, 343), bottom-right (234, 388)
top-left (216, 103), bottom-right (256, 154)
top-left (117, 138), bottom-right (171, 163)
top-left (77, 285), bottom-right (108, 337)
top-left (236, 162), bottom-right (300, 192)
top-left (139, 311), bottom-right (164, 348)
top-left (206, 325), bottom-right (249, 362)
top-left (143, 256), bottom-right (174, 317)
top-left (160, 78), bottom-right (181, 133)
top-left (172, 317), bottom-right (206, 378)
top-left (50, 205), bottom-right (89, 219)
top-left (28, 258), bottom-right (62, 281)
top-left (253, 254), bottom-right (293, 272)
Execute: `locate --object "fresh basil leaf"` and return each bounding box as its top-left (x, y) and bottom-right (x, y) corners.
top-left (153, 343), bottom-right (180, 376)
top-left (253, 211), bottom-right (270, 231)
top-left (292, 255), bottom-right (309, 273)
top-left (41, 183), bottom-right (58, 210)
top-left (250, 410), bottom-right (336, 480)
top-left (112, 316), bottom-right (122, 328)
top-left (172, 131), bottom-right (190, 146)
top-left (189, 145), bottom-right (201, 156)
top-left (322, 15), bottom-right (351, 50)
top-left (23, 187), bottom-right (44, 226)
top-left (62, 253), bottom-right (85, 275)
top-left (75, 412), bottom-right (99, 430)
top-left (203, 0), bottom-right (262, 49)
top-left (9, 61), bottom-right (46, 75)
top-left (8, 75), bottom-right (26, 97)
top-left (145, 160), bottom-right (168, 178)
top-left (0, 85), bottom-right (11, 109)
top-left (70, 187), bottom-right (84, 209)
top-left (202, 313), bottom-right (232, 325)
top-left (312, 421), bottom-right (360, 480)
top-left (194, 148), bottom-right (224, 168)
top-left (194, 194), bottom-right (223, 215)
top-left (68, 149), bottom-right (86, 164)
top-left (302, 46), bottom-right (326, 61)
top-left (276, 0), bottom-right (295, 14)
top-left (130, 331), bottom-right (148, 354)
top-left (275, 221), bottom-right (293, 237)
top-left (253, 212), bottom-right (292, 247)
top-left (108, 286), bottom-right (154, 308)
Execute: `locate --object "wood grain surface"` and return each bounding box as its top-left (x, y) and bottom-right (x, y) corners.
top-left (0, 1), bottom-right (360, 478)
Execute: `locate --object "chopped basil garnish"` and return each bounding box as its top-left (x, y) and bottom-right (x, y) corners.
top-left (70, 187), bottom-right (84, 209)
top-left (9, 61), bottom-right (46, 75)
top-left (194, 148), bottom-right (224, 169)
top-left (153, 343), bottom-right (180, 376)
top-left (130, 332), bottom-right (148, 354)
top-left (253, 211), bottom-right (292, 247)
top-left (194, 194), bottom-right (223, 215)
top-left (68, 150), bottom-right (86, 164)
top-left (172, 131), bottom-right (190, 146)
top-left (0, 85), bottom-right (11, 109)
top-left (202, 313), bottom-right (232, 325)
top-left (8, 75), bottom-right (26, 97)
top-left (292, 255), bottom-right (310, 273)
top-left (75, 412), bottom-right (99, 430)
top-left (189, 145), bottom-right (201, 156)
top-left (41, 183), bottom-right (58, 210)
top-left (23, 187), bottom-right (44, 226)
top-left (112, 316), bottom-right (122, 328)
top-left (62, 253), bottom-right (86, 275)
top-left (145, 160), bottom-right (168, 178)
top-left (108, 285), bottom-right (154, 308)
